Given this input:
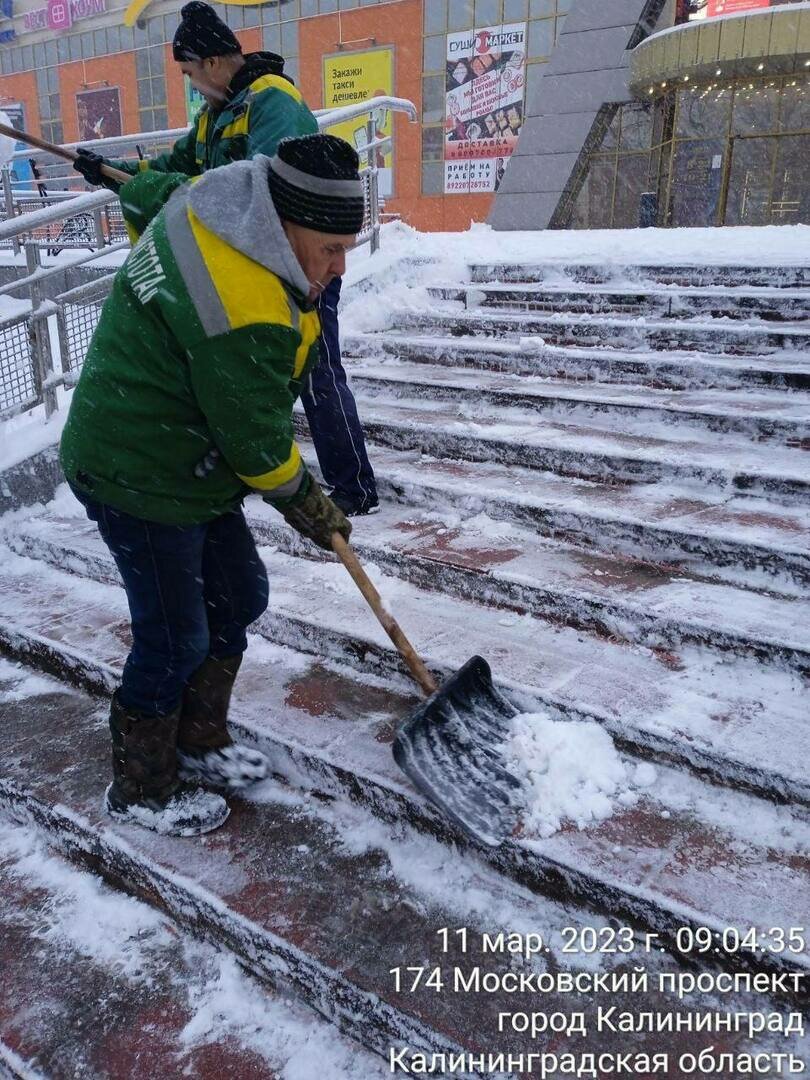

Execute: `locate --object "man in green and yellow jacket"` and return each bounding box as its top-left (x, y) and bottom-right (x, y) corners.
top-left (61, 133), bottom-right (365, 838)
top-left (76, 4), bottom-right (317, 181)
top-left (74, 1), bottom-right (379, 518)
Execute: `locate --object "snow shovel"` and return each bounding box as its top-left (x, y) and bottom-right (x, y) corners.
top-left (0, 121), bottom-right (131, 186)
top-left (332, 533), bottom-right (522, 847)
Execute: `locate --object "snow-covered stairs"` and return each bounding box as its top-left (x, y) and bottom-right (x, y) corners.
top-left (1, 499), bottom-right (809, 982)
top-left (429, 282), bottom-right (810, 322)
top-left (1, 257), bottom-right (809, 1067)
top-left (350, 332), bottom-right (810, 391)
top-left (6, 666), bottom-right (804, 1074)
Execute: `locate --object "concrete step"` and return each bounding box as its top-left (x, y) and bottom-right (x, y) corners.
top-left (392, 309), bottom-right (810, 358)
top-left (242, 503), bottom-right (810, 672)
top-left (2, 518), bottom-right (808, 813)
top-left (346, 358), bottom-right (810, 446)
top-left (2, 670), bottom-right (806, 1070)
top-left (469, 263), bottom-right (810, 289)
top-left (343, 332), bottom-right (810, 392)
top-left (309, 393), bottom-right (810, 506)
top-left (430, 282), bottom-right (810, 322)
top-left (325, 441), bottom-right (810, 591)
top-left (0, 803), bottom-right (392, 1079)
top-left (12, 497), bottom-right (809, 675)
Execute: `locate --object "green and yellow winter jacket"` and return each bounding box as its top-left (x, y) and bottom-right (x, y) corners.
top-left (108, 54), bottom-right (318, 181)
top-left (60, 155), bottom-right (321, 525)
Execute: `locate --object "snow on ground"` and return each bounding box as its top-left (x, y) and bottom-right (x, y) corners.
top-left (0, 400), bottom-right (67, 472)
top-left (0, 1043), bottom-right (46, 1080)
top-left (339, 219), bottom-right (810, 335)
top-left (0, 812), bottom-right (390, 1078)
top-left (0, 655), bottom-right (63, 701)
top-left (247, 766), bottom-right (622, 975)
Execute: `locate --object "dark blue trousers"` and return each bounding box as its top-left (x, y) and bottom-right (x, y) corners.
top-left (301, 276), bottom-right (377, 510)
top-left (72, 488), bottom-right (269, 716)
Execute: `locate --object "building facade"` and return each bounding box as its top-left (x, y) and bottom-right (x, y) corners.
top-left (0, 0), bottom-right (807, 229)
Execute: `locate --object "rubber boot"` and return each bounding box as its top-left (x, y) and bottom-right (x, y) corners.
top-left (105, 691), bottom-right (229, 837)
top-left (177, 654), bottom-right (268, 792)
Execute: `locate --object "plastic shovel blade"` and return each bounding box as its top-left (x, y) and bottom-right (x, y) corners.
top-left (392, 655), bottom-right (522, 847)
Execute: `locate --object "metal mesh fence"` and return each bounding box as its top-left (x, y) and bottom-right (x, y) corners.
top-left (60, 300), bottom-right (104, 373)
top-left (0, 315), bottom-right (37, 414)
top-left (57, 276), bottom-right (115, 373)
top-left (102, 202), bottom-right (128, 243)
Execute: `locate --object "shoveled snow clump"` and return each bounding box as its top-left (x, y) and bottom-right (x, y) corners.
top-left (503, 712), bottom-right (657, 838)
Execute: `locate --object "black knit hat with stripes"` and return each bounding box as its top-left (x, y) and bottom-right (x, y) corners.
top-left (268, 134), bottom-right (365, 236)
top-left (172, 2), bottom-right (241, 61)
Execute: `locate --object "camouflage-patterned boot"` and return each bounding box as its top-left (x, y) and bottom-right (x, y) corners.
top-left (177, 654), bottom-right (268, 792)
top-left (106, 691), bottom-right (229, 837)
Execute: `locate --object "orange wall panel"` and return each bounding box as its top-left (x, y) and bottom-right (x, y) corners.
top-left (58, 53), bottom-right (139, 141)
top-left (0, 71), bottom-right (41, 137)
top-left (299, 0), bottom-right (492, 232)
top-left (164, 43), bottom-right (187, 129)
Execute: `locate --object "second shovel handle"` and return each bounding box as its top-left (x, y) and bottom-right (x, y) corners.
top-left (0, 121), bottom-right (131, 185)
top-left (332, 532), bottom-right (438, 698)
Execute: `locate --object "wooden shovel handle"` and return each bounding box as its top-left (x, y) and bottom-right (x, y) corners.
top-left (332, 532), bottom-right (438, 698)
top-left (0, 121), bottom-right (131, 186)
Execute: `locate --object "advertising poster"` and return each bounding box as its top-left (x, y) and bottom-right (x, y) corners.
top-left (76, 86), bottom-right (122, 141)
top-left (444, 22), bottom-right (526, 195)
top-left (184, 78), bottom-right (206, 125)
top-left (707, 0), bottom-right (770, 14)
top-left (323, 48), bottom-right (394, 197)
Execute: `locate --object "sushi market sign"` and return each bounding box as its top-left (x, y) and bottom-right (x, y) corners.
top-left (444, 22), bottom-right (527, 195)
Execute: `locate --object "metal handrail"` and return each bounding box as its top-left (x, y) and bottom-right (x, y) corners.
top-left (11, 97), bottom-right (418, 162)
top-left (0, 240), bottom-right (129, 298)
top-left (12, 126), bottom-right (188, 161)
top-left (0, 189), bottom-right (117, 243)
top-left (315, 96), bottom-right (418, 126)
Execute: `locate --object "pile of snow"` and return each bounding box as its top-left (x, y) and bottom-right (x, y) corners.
top-left (503, 711), bottom-right (657, 838)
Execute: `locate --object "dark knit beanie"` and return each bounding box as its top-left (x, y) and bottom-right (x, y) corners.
top-left (172, 1), bottom-right (241, 61)
top-left (268, 134), bottom-right (366, 236)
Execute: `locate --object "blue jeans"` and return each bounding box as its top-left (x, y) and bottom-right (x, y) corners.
top-left (301, 276), bottom-right (377, 510)
top-left (72, 488), bottom-right (269, 716)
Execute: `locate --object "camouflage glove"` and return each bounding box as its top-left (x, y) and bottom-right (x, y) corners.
top-left (274, 476), bottom-right (351, 550)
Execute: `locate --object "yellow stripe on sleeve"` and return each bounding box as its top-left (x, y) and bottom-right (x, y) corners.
top-left (238, 444), bottom-right (302, 492)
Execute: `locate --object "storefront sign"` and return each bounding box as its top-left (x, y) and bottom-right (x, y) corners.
top-left (24, 0), bottom-right (106, 33)
top-left (444, 23), bottom-right (526, 195)
top-left (323, 47), bottom-right (394, 197)
top-left (48, 0), bottom-right (71, 30)
top-left (77, 86), bottom-right (122, 141)
top-left (0, 0), bottom-right (15, 43)
top-left (125, 0), bottom-right (287, 28)
top-left (707, 0), bottom-right (770, 14)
